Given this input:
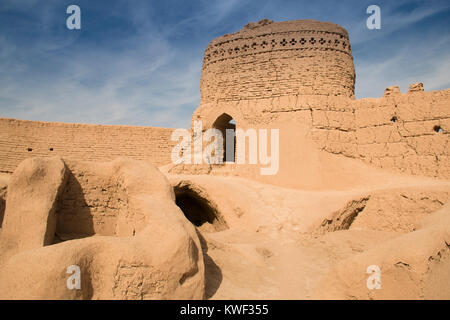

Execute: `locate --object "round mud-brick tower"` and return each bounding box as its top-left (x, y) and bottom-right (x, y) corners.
top-left (200, 19), bottom-right (356, 104)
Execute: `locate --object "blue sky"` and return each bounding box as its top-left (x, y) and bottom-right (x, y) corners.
top-left (0, 0), bottom-right (449, 128)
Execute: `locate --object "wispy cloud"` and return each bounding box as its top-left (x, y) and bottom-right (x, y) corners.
top-left (352, 1), bottom-right (450, 97)
top-left (355, 36), bottom-right (450, 97)
top-left (0, 0), bottom-right (449, 127)
top-left (348, 0), bottom-right (450, 44)
top-left (0, 0), bottom-right (203, 128)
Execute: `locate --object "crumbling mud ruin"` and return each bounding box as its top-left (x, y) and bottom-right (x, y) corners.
top-left (0, 19), bottom-right (449, 299)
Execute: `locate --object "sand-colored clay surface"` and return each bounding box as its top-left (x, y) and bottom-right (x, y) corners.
top-left (0, 157), bottom-right (204, 299)
top-left (164, 148), bottom-right (450, 299)
top-left (0, 19), bottom-right (449, 299)
top-left (0, 142), bottom-right (449, 299)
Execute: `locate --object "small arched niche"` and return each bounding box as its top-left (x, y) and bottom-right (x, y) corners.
top-left (212, 113), bottom-right (236, 163)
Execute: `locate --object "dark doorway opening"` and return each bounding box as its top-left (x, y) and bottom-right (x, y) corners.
top-left (0, 198), bottom-right (5, 228)
top-left (212, 113), bottom-right (236, 163)
top-left (0, 186), bottom-right (6, 228)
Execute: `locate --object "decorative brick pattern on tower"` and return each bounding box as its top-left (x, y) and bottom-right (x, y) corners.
top-left (201, 19), bottom-right (355, 103)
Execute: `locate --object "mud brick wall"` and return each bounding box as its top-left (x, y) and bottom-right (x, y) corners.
top-left (195, 89), bottom-right (450, 180)
top-left (0, 118), bottom-right (177, 173)
top-left (310, 89), bottom-right (450, 178)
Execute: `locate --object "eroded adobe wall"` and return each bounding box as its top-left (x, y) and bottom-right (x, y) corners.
top-left (195, 19), bottom-right (450, 181)
top-left (0, 117), bottom-right (177, 173)
top-left (242, 89), bottom-right (450, 179)
top-left (303, 89), bottom-right (450, 179)
top-left (55, 159), bottom-right (129, 240)
top-left (353, 89), bottom-right (449, 178)
top-left (201, 19), bottom-right (355, 104)
top-left (194, 88), bottom-right (450, 180)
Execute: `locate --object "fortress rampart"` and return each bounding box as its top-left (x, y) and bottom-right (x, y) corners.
top-left (194, 19), bottom-right (450, 180)
top-left (1, 19), bottom-right (449, 181)
top-left (0, 118), bottom-right (176, 173)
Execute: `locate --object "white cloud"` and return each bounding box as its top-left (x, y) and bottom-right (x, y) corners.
top-left (349, 1), bottom-right (450, 44)
top-left (1, 0), bottom-right (449, 128)
top-left (355, 35), bottom-right (450, 98)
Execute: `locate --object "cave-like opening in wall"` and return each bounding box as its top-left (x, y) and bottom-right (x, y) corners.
top-left (174, 183), bottom-right (228, 233)
top-left (212, 113), bottom-right (236, 163)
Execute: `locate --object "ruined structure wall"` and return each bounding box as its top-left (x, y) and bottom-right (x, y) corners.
top-left (195, 19), bottom-right (449, 180)
top-left (55, 160), bottom-right (128, 239)
top-left (0, 118), bottom-right (177, 173)
top-left (194, 89), bottom-right (450, 180)
top-left (296, 89), bottom-right (449, 179)
top-left (345, 90), bottom-right (449, 178)
top-left (201, 19), bottom-right (355, 103)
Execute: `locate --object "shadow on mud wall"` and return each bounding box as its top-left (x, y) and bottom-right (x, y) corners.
top-left (53, 169), bottom-right (94, 244)
top-left (0, 197), bottom-right (4, 228)
top-left (0, 184), bottom-right (6, 228)
top-left (196, 230), bottom-right (222, 299)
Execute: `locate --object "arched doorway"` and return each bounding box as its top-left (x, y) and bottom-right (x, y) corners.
top-left (212, 113), bottom-right (236, 163)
